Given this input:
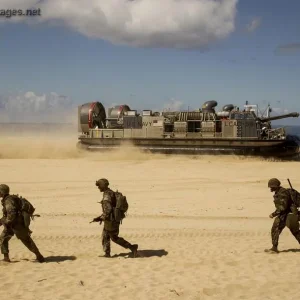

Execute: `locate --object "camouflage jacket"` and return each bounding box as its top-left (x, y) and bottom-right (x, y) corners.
top-left (99, 188), bottom-right (119, 230)
top-left (271, 187), bottom-right (296, 218)
top-left (99, 188), bottom-right (116, 220)
top-left (0, 195), bottom-right (20, 226)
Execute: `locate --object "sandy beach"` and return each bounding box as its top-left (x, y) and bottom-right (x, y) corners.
top-left (0, 134), bottom-right (300, 300)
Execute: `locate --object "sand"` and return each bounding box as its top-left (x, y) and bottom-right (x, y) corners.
top-left (0, 133), bottom-right (300, 300)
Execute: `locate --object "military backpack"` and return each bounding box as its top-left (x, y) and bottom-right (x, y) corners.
top-left (287, 188), bottom-right (300, 208)
top-left (113, 190), bottom-right (128, 223)
top-left (11, 194), bottom-right (36, 227)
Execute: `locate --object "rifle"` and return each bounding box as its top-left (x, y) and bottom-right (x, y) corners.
top-left (287, 178), bottom-right (293, 190)
top-left (89, 217), bottom-right (102, 225)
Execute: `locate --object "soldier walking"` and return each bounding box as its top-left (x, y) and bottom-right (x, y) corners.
top-left (265, 178), bottom-right (300, 253)
top-left (91, 178), bottom-right (138, 258)
top-left (0, 184), bottom-right (45, 263)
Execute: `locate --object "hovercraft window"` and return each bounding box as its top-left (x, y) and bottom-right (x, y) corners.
top-left (187, 121), bottom-right (201, 132)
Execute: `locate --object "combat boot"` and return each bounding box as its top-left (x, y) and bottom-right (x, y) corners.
top-left (3, 253), bottom-right (10, 262)
top-left (36, 253), bottom-right (45, 263)
top-left (100, 252), bottom-right (111, 258)
top-left (129, 244), bottom-right (138, 257)
top-left (264, 246), bottom-right (279, 253)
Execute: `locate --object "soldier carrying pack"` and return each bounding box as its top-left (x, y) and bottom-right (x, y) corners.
top-left (92, 178), bottom-right (138, 258)
top-left (265, 178), bottom-right (300, 254)
top-left (10, 194), bottom-right (39, 228)
top-left (0, 184), bottom-right (45, 263)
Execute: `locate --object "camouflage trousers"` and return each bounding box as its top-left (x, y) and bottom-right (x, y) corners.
top-left (271, 213), bottom-right (300, 247)
top-left (101, 228), bottom-right (132, 255)
top-left (0, 225), bottom-right (41, 255)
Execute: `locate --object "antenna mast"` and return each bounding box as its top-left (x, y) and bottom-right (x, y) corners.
top-left (266, 103), bottom-right (272, 118)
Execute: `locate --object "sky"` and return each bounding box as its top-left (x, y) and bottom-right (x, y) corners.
top-left (0, 0), bottom-right (300, 124)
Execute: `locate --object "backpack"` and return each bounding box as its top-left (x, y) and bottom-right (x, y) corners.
top-left (287, 188), bottom-right (300, 208)
top-left (113, 191), bottom-right (128, 223)
top-left (11, 194), bottom-right (36, 227)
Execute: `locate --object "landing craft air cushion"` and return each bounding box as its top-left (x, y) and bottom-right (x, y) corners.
top-left (76, 100), bottom-right (300, 159)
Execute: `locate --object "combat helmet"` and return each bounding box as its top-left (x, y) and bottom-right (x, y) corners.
top-left (268, 178), bottom-right (281, 188)
top-left (95, 178), bottom-right (109, 187)
top-left (0, 184), bottom-right (10, 196)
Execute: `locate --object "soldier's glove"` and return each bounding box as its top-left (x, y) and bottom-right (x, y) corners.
top-left (269, 213), bottom-right (274, 219)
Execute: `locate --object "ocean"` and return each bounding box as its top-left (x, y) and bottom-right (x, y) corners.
top-left (283, 125), bottom-right (300, 137)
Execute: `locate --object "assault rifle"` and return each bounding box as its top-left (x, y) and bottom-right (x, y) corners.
top-left (89, 217), bottom-right (102, 225)
top-left (287, 178), bottom-right (293, 189)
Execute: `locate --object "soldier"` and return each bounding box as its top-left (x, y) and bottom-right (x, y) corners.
top-left (0, 184), bottom-right (45, 263)
top-left (91, 178), bottom-right (138, 258)
top-left (265, 178), bottom-right (300, 253)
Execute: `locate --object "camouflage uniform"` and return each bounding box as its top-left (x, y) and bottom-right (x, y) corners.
top-left (0, 184), bottom-right (44, 263)
top-left (94, 179), bottom-right (138, 257)
top-left (270, 187), bottom-right (300, 246)
top-left (267, 178), bottom-right (300, 252)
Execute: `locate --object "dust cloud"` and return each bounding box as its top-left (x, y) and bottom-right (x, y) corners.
top-left (0, 122), bottom-right (293, 162)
